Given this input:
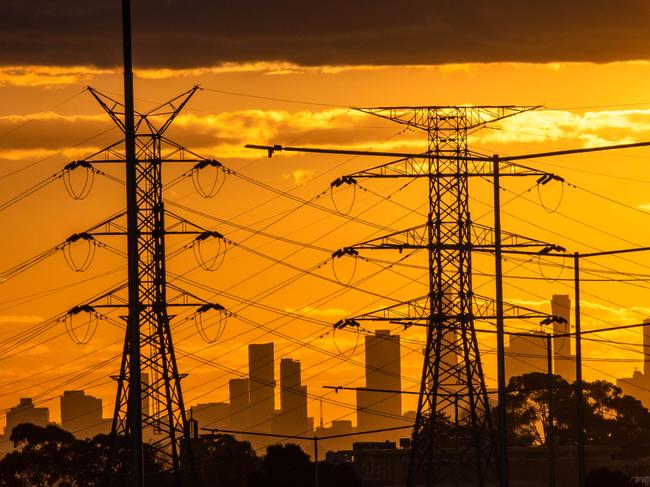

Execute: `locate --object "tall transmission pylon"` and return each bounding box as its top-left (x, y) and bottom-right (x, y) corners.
top-left (77, 91), bottom-right (225, 483)
top-left (251, 107), bottom-right (567, 486)
top-left (330, 106), bottom-right (566, 486)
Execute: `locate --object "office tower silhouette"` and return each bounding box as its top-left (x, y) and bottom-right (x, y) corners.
top-left (4, 398), bottom-right (49, 439)
top-left (248, 343), bottom-right (275, 433)
top-left (356, 330), bottom-right (402, 438)
top-left (229, 378), bottom-right (250, 431)
top-left (505, 330), bottom-right (547, 381)
top-left (60, 390), bottom-right (109, 439)
top-left (552, 294), bottom-right (575, 382)
top-left (274, 358), bottom-right (308, 436)
top-left (617, 317), bottom-right (650, 407)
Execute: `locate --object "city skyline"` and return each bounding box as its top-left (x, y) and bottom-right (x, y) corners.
top-left (6, 291), bottom-right (649, 450)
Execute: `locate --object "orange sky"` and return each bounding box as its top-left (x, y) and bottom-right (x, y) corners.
top-left (1, 60), bottom-right (650, 444)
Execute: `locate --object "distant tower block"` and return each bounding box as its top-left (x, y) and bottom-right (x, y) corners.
top-left (61, 390), bottom-right (107, 439)
top-left (505, 330), bottom-right (547, 381)
top-left (356, 330), bottom-right (402, 437)
top-left (616, 317), bottom-right (650, 407)
top-left (229, 378), bottom-right (250, 431)
top-left (248, 343), bottom-right (275, 433)
top-left (552, 295), bottom-right (575, 381)
top-left (276, 359), bottom-right (308, 435)
top-left (4, 398), bottom-right (49, 439)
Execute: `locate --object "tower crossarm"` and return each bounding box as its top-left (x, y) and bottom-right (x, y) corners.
top-left (472, 294), bottom-right (566, 323)
top-left (354, 105), bottom-right (540, 132)
top-left (333, 155), bottom-right (560, 180)
top-left (139, 85), bottom-right (200, 135)
top-left (334, 294), bottom-right (565, 329)
top-left (333, 222), bottom-right (565, 254)
top-left (86, 86), bottom-right (200, 137)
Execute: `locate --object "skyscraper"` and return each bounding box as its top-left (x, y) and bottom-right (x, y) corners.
top-left (552, 294), bottom-right (575, 381)
top-left (505, 331), bottom-right (547, 381)
top-left (617, 317), bottom-right (650, 407)
top-left (274, 358), bottom-right (308, 436)
top-left (60, 390), bottom-right (109, 439)
top-left (229, 378), bottom-right (250, 431)
top-left (4, 398), bottom-right (49, 439)
top-left (356, 330), bottom-right (402, 437)
top-left (248, 343), bottom-right (275, 433)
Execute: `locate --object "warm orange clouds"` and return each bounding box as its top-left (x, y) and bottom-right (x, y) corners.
top-left (6, 105), bottom-right (650, 161)
top-left (0, 66), bottom-right (112, 88)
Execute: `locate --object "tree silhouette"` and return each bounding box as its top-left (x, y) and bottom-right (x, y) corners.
top-left (586, 467), bottom-right (643, 487)
top-left (505, 373), bottom-right (650, 458)
top-left (0, 423), bottom-right (169, 486)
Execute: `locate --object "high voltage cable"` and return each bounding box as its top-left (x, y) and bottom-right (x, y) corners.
top-left (201, 86), bottom-right (349, 109)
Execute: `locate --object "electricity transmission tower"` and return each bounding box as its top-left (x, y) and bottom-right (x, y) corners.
top-left (66, 86), bottom-right (225, 485)
top-left (332, 106), bottom-right (567, 486)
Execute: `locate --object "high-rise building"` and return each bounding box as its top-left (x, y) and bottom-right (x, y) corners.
top-left (60, 390), bottom-right (109, 439)
top-left (356, 330), bottom-right (402, 438)
top-left (552, 294), bottom-right (575, 382)
top-left (274, 358), bottom-right (308, 436)
top-left (617, 317), bottom-right (650, 407)
top-left (229, 378), bottom-right (250, 431)
top-left (248, 343), bottom-right (275, 433)
top-left (505, 331), bottom-right (548, 381)
top-left (4, 398), bottom-right (49, 439)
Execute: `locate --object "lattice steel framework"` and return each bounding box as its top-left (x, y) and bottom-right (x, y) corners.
top-left (336, 106), bottom-right (552, 486)
top-left (80, 87), bottom-right (220, 482)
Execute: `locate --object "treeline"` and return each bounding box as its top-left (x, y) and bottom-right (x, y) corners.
top-left (504, 372), bottom-right (650, 459)
top-left (0, 423), bottom-right (360, 487)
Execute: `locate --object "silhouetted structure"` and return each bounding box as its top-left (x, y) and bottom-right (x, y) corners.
top-left (229, 378), bottom-right (250, 431)
top-left (356, 330), bottom-right (402, 441)
top-left (248, 343), bottom-right (275, 433)
top-left (315, 420), bottom-right (356, 454)
top-left (274, 359), bottom-right (309, 436)
top-left (60, 390), bottom-right (110, 439)
top-left (617, 317), bottom-right (650, 408)
top-left (3, 398), bottom-right (49, 439)
top-left (552, 294), bottom-right (575, 382)
top-left (505, 330), bottom-right (547, 380)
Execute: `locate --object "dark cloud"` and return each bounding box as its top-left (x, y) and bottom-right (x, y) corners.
top-left (2, 0), bottom-right (650, 68)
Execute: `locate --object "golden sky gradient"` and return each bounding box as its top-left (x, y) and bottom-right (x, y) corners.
top-left (1, 60), bottom-right (650, 444)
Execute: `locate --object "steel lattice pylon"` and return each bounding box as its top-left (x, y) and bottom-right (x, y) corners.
top-left (79, 86), bottom-right (219, 483)
top-left (339, 106), bottom-right (544, 486)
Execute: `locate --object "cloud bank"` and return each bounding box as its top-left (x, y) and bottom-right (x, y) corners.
top-left (2, 1), bottom-right (650, 68)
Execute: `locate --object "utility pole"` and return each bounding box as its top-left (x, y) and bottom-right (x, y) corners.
top-left (120, 0), bottom-right (143, 484)
top-left (546, 334), bottom-right (556, 487)
top-left (493, 155), bottom-right (508, 487)
top-left (574, 253), bottom-right (585, 487)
